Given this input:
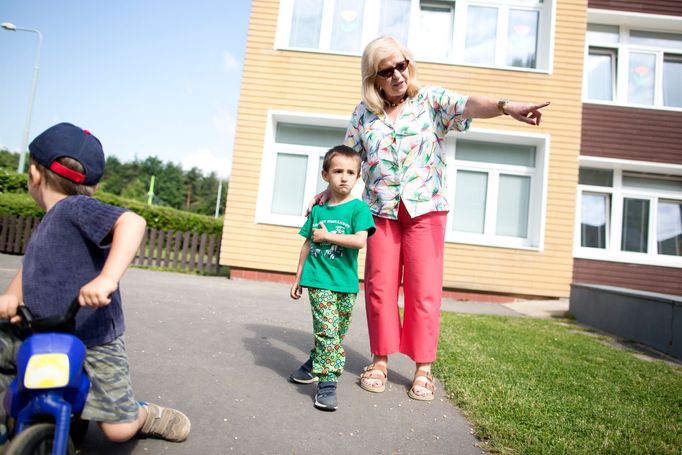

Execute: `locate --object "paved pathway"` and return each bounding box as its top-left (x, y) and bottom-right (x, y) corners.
top-left (0, 253), bottom-right (565, 454)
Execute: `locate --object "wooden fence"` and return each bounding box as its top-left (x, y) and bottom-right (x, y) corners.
top-left (0, 214), bottom-right (222, 274)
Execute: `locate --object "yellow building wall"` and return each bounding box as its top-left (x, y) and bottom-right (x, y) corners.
top-left (221, 0), bottom-right (587, 298)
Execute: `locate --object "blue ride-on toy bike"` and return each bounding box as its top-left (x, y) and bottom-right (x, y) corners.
top-left (2, 300), bottom-right (89, 455)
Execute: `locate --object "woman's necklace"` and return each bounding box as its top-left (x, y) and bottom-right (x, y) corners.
top-left (386, 95), bottom-right (407, 107)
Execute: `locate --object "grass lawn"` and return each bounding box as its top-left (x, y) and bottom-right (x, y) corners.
top-left (435, 313), bottom-right (682, 455)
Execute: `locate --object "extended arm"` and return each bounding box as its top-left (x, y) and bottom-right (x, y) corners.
top-left (312, 223), bottom-right (369, 250)
top-left (463, 95), bottom-right (550, 126)
top-left (79, 211), bottom-right (147, 307)
top-left (290, 239), bottom-right (311, 300)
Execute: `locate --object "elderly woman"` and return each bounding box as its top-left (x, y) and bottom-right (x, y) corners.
top-left (332, 36), bottom-right (549, 401)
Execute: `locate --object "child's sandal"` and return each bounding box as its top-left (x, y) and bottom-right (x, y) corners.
top-left (407, 369), bottom-right (435, 401)
top-left (359, 363), bottom-right (388, 393)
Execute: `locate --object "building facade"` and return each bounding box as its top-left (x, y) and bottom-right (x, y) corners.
top-left (574, 0), bottom-right (682, 296)
top-left (222, 0), bottom-right (588, 300)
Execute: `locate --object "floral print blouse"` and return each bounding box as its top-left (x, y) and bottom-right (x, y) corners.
top-left (344, 86), bottom-right (471, 220)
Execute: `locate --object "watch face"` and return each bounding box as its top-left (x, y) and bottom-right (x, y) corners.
top-left (498, 99), bottom-right (509, 114)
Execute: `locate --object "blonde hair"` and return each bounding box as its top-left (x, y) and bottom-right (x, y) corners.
top-left (360, 36), bottom-right (420, 114)
top-left (30, 157), bottom-right (96, 196)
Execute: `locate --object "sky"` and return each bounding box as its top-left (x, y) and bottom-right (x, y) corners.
top-left (0, 0), bottom-right (251, 178)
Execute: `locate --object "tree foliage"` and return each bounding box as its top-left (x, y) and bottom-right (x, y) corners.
top-left (0, 149), bottom-right (19, 171)
top-left (0, 149), bottom-right (228, 217)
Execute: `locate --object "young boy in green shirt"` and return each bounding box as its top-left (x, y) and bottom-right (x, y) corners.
top-left (289, 145), bottom-right (375, 411)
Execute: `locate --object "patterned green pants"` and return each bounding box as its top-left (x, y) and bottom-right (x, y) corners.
top-left (308, 288), bottom-right (356, 383)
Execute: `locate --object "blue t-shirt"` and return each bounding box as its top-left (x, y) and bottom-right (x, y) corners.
top-left (22, 195), bottom-right (127, 347)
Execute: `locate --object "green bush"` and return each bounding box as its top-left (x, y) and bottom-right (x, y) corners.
top-left (0, 193), bottom-right (44, 217)
top-left (0, 170), bottom-right (28, 193)
top-left (0, 191), bottom-right (222, 235)
top-left (96, 193), bottom-right (223, 235)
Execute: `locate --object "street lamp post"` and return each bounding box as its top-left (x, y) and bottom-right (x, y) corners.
top-left (2, 22), bottom-right (43, 173)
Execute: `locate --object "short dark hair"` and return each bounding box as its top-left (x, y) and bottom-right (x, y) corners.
top-left (30, 157), bottom-right (96, 196)
top-left (322, 145), bottom-right (361, 173)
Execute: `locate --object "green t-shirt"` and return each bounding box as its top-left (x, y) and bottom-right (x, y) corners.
top-left (299, 198), bottom-right (375, 293)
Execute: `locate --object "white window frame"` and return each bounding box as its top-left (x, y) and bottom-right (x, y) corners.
top-left (574, 156), bottom-right (682, 268)
top-left (445, 128), bottom-right (549, 250)
top-left (583, 9), bottom-right (682, 111)
top-left (257, 115), bottom-right (549, 253)
top-left (276, 0), bottom-right (555, 73)
top-left (255, 111), bottom-right (357, 228)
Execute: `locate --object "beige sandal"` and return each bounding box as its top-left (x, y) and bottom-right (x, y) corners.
top-left (359, 363), bottom-right (388, 393)
top-left (407, 369), bottom-right (435, 401)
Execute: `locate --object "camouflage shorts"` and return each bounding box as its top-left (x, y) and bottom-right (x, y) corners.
top-left (0, 325), bottom-right (139, 424)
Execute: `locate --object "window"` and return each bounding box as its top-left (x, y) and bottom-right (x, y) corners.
top-left (415, 2), bottom-right (455, 61)
top-left (587, 48), bottom-right (616, 101)
top-left (330, 0), bottom-right (365, 52)
top-left (378, 0), bottom-right (411, 45)
top-left (581, 193), bottom-right (610, 249)
top-left (658, 200), bottom-right (682, 256)
top-left (464, 6), bottom-right (497, 65)
top-left (663, 55), bottom-right (682, 108)
top-left (446, 132), bottom-right (547, 249)
top-left (585, 21), bottom-right (682, 109)
top-left (288, 0), bottom-right (323, 48)
top-left (259, 116), bottom-right (548, 250)
top-left (277, 0), bottom-right (553, 71)
top-left (256, 114), bottom-right (348, 226)
top-left (576, 165), bottom-right (682, 267)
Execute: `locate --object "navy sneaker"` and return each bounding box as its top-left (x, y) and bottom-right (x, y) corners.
top-left (314, 381), bottom-right (338, 411)
top-left (289, 358), bottom-right (318, 384)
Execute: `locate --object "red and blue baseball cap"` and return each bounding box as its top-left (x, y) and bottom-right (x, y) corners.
top-left (28, 122), bottom-right (105, 185)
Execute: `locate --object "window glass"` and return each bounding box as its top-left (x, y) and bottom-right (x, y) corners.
top-left (456, 140), bottom-right (535, 167)
top-left (275, 124), bottom-right (346, 148)
top-left (621, 198), bottom-right (650, 253)
top-left (506, 9), bottom-right (538, 68)
top-left (663, 55), bottom-right (682, 108)
top-left (379, 0), bottom-right (411, 45)
top-left (416, 3), bottom-right (454, 60)
top-left (586, 24), bottom-right (619, 44)
top-left (316, 156), bottom-right (327, 194)
top-left (587, 49), bottom-right (615, 101)
top-left (581, 193), bottom-right (609, 248)
top-left (622, 173), bottom-right (682, 191)
top-left (289, 0), bottom-right (323, 48)
top-left (579, 168), bottom-right (613, 187)
top-left (464, 5), bottom-right (497, 65)
top-left (330, 0), bottom-right (365, 52)
top-left (452, 170), bottom-right (487, 233)
top-left (496, 174), bottom-right (530, 237)
top-left (657, 200), bottom-right (682, 256)
top-left (629, 30), bottom-right (682, 51)
top-left (628, 52), bottom-right (656, 105)
top-left (272, 153), bottom-right (307, 215)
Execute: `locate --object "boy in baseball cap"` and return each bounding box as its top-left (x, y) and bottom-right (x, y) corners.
top-left (0, 123), bottom-right (190, 444)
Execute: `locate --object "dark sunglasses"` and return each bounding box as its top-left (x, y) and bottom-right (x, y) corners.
top-left (376, 60), bottom-right (410, 78)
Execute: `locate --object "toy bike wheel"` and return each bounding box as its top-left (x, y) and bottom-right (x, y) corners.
top-left (69, 417), bottom-right (89, 446)
top-left (5, 423), bottom-right (75, 455)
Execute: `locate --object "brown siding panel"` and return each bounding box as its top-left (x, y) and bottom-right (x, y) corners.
top-left (573, 258), bottom-right (682, 296)
top-left (588, 0), bottom-right (682, 17)
top-left (580, 104), bottom-right (682, 164)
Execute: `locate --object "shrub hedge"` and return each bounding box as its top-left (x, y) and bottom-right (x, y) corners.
top-left (0, 171), bottom-right (222, 235)
top-left (0, 170), bottom-right (28, 194)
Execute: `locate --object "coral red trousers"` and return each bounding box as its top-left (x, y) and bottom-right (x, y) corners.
top-left (364, 203), bottom-right (447, 363)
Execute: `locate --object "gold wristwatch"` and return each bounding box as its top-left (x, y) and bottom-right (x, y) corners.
top-left (497, 99), bottom-right (510, 115)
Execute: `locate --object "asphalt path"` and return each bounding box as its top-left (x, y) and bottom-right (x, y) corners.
top-left (0, 253), bottom-right (519, 454)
